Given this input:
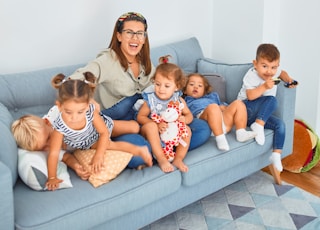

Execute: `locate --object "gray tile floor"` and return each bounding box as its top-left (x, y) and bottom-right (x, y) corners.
top-left (141, 171), bottom-right (320, 230)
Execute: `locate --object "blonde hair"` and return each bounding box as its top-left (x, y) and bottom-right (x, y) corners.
top-left (11, 115), bottom-right (44, 151)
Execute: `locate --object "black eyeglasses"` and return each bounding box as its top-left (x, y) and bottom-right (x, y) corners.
top-left (122, 29), bottom-right (146, 40)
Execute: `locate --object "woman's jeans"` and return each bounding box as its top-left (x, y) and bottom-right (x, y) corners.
top-left (244, 96), bottom-right (285, 150)
top-left (101, 94), bottom-right (211, 168)
top-left (103, 94), bottom-right (142, 121)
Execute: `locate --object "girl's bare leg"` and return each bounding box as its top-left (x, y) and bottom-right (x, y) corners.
top-left (172, 126), bottom-right (191, 172)
top-left (201, 104), bottom-right (229, 150)
top-left (200, 104), bottom-right (224, 136)
top-left (141, 122), bottom-right (174, 173)
top-left (111, 120), bottom-right (140, 137)
top-left (223, 100), bottom-right (256, 142)
top-left (108, 140), bottom-right (153, 167)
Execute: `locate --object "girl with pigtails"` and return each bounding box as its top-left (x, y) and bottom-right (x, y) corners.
top-left (46, 72), bottom-right (152, 191)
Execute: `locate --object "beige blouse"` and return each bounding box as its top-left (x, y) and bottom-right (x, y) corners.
top-left (69, 49), bottom-right (155, 109)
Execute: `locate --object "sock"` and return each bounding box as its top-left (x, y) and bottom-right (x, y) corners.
top-left (215, 134), bottom-right (229, 151)
top-left (269, 152), bottom-right (283, 172)
top-left (236, 128), bottom-right (257, 142)
top-left (250, 122), bottom-right (265, 145)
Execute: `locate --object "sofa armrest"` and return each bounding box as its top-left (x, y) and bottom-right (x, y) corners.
top-left (0, 103), bottom-right (18, 184)
top-left (275, 84), bottom-right (296, 156)
top-left (0, 161), bottom-right (14, 229)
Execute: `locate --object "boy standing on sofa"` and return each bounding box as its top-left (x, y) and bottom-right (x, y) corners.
top-left (237, 43), bottom-right (298, 184)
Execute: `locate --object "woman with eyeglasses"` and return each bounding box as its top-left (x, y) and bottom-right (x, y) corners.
top-left (68, 12), bottom-right (211, 168)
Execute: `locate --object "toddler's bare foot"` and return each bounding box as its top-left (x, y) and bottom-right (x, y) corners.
top-left (139, 146), bottom-right (153, 167)
top-left (172, 159), bottom-right (188, 173)
top-left (158, 159), bottom-right (174, 173)
top-left (74, 163), bottom-right (90, 180)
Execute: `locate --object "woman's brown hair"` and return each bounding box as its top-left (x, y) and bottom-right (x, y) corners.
top-left (108, 12), bottom-right (152, 75)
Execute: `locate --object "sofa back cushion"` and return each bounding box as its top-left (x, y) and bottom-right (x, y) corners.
top-left (151, 37), bottom-right (204, 74)
top-left (203, 74), bottom-right (226, 103)
top-left (0, 64), bottom-right (84, 120)
top-left (197, 58), bottom-right (252, 103)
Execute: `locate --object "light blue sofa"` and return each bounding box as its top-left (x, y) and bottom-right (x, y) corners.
top-left (0, 37), bottom-right (296, 230)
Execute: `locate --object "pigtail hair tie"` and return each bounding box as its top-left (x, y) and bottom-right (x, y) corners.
top-left (51, 73), bottom-right (67, 89)
top-left (158, 55), bottom-right (171, 64)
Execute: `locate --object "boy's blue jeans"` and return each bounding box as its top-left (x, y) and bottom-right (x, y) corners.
top-left (101, 94), bottom-right (211, 168)
top-left (244, 96), bottom-right (285, 150)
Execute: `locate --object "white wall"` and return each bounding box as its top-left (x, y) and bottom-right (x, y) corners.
top-left (1, 0), bottom-right (320, 135)
top-left (0, 0), bottom-right (213, 73)
top-left (211, 0), bottom-right (264, 63)
top-left (211, 0), bottom-right (320, 135)
top-left (278, 0), bottom-right (320, 136)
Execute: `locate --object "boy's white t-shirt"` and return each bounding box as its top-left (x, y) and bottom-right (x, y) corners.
top-left (237, 67), bottom-right (281, 100)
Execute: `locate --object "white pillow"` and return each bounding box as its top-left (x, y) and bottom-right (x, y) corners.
top-left (18, 148), bottom-right (73, 191)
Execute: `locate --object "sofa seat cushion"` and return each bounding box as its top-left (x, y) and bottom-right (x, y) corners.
top-left (14, 167), bottom-right (181, 229)
top-left (182, 129), bottom-right (274, 187)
